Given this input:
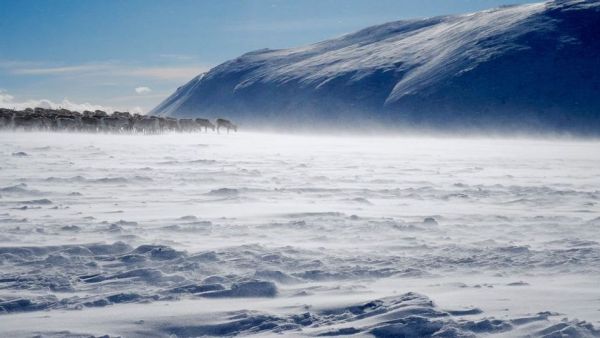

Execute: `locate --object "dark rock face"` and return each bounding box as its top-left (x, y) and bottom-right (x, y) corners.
top-left (151, 0), bottom-right (600, 134)
top-left (0, 108), bottom-right (231, 133)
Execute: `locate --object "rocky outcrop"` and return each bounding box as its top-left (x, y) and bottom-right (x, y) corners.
top-left (0, 108), bottom-right (228, 133)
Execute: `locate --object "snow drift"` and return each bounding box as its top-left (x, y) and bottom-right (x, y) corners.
top-left (1, 132), bottom-right (600, 337)
top-left (152, 0), bottom-right (600, 133)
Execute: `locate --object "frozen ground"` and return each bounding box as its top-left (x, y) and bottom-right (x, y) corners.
top-left (0, 131), bottom-right (599, 337)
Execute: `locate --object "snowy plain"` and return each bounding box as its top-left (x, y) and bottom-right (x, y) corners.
top-left (0, 131), bottom-right (599, 337)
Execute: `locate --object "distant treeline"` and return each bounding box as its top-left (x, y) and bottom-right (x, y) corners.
top-left (0, 108), bottom-right (237, 133)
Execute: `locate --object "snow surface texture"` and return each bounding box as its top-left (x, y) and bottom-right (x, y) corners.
top-left (0, 132), bottom-right (599, 337)
top-left (151, 0), bottom-right (600, 134)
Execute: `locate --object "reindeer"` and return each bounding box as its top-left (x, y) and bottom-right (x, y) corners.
top-left (216, 118), bottom-right (237, 133)
top-left (102, 116), bottom-right (130, 133)
top-left (195, 118), bottom-right (215, 132)
top-left (56, 116), bottom-right (82, 131)
top-left (12, 115), bottom-right (44, 130)
top-left (0, 109), bottom-right (14, 129)
top-left (132, 116), bottom-right (159, 133)
top-left (179, 118), bottom-right (198, 132)
top-left (158, 117), bottom-right (179, 132)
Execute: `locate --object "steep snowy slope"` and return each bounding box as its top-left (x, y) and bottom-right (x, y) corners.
top-left (152, 0), bottom-right (600, 133)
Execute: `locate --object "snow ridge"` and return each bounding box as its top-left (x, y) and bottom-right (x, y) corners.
top-left (152, 0), bottom-right (600, 133)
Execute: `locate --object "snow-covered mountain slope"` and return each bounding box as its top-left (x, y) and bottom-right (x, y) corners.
top-left (152, 0), bottom-right (600, 133)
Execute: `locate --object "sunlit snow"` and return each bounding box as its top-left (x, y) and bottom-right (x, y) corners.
top-left (0, 131), bottom-right (598, 337)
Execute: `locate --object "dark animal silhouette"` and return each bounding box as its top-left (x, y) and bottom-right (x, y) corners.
top-left (0, 107), bottom-right (237, 135)
top-left (179, 118), bottom-right (199, 132)
top-left (158, 117), bottom-right (179, 132)
top-left (132, 116), bottom-right (159, 133)
top-left (195, 118), bottom-right (215, 132)
top-left (102, 116), bottom-right (131, 132)
top-left (216, 118), bottom-right (237, 133)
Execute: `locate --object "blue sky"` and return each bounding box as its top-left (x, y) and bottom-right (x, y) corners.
top-left (0, 0), bottom-right (540, 113)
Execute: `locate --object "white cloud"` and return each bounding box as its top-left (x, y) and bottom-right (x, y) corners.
top-left (135, 86), bottom-right (152, 94)
top-left (0, 91), bottom-right (15, 103)
top-left (11, 64), bottom-right (114, 75)
top-left (130, 106), bottom-right (144, 114)
top-left (0, 90), bottom-right (143, 113)
top-left (0, 59), bottom-right (211, 114)
top-left (4, 60), bottom-right (211, 81)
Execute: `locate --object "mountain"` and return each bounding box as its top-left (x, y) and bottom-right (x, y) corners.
top-left (151, 0), bottom-right (600, 133)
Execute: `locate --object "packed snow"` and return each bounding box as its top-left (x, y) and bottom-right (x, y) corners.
top-left (0, 131), bottom-right (599, 337)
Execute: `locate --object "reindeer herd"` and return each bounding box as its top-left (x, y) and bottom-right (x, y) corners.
top-left (0, 108), bottom-right (238, 133)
